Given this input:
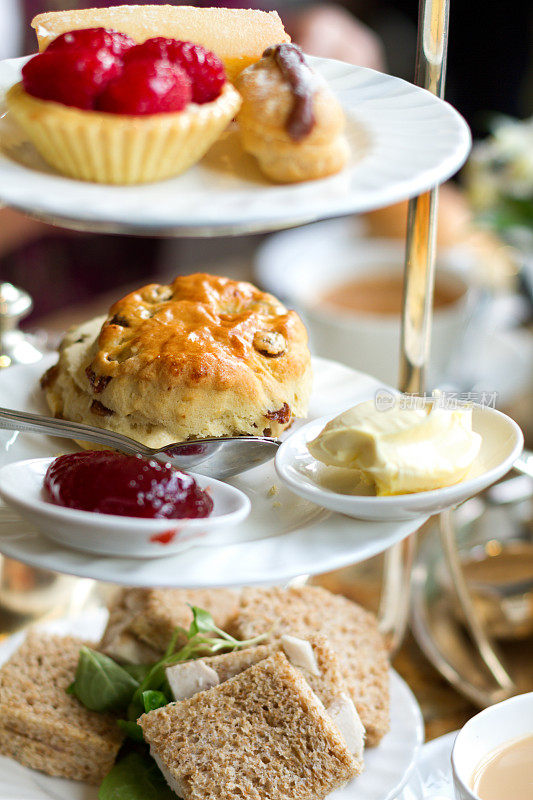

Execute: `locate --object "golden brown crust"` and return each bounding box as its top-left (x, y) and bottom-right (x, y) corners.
top-left (236, 51), bottom-right (349, 183)
top-left (43, 273), bottom-right (312, 446)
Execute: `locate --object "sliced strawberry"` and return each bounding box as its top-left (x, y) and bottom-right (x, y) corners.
top-left (46, 27), bottom-right (135, 58)
top-left (22, 49), bottom-right (123, 110)
top-left (95, 59), bottom-right (192, 115)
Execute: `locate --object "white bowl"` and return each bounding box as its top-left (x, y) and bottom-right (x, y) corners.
top-left (255, 219), bottom-right (477, 386)
top-left (452, 692), bottom-right (533, 800)
top-left (275, 403), bottom-right (524, 521)
top-left (0, 457), bottom-right (251, 558)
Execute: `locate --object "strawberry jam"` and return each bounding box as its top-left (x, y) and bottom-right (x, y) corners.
top-left (44, 451), bottom-right (213, 519)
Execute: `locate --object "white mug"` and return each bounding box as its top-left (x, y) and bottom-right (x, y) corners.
top-left (256, 227), bottom-right (479, 387)
top-left (451, 691), bottom-right (533, 800)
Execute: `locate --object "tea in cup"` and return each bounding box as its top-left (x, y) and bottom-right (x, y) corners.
top-left (452, 692), bottom-right (533, 800)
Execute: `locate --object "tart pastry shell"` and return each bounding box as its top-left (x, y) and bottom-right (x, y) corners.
top-left (6, 81), bottom-right (242, 184)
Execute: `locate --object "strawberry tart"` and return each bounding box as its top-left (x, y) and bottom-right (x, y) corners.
top-left (7, 27), bottom-right (241, 184)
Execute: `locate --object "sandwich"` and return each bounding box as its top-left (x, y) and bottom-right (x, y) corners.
top-left (140, 651), bottom-right (360, 800)
top-left (100, 583), bottom-right (390, 745)
top-left (99, 586), bottom-right (240, 661)
top-left (0, 632), bottom-right (123, 784)
top-left (165, 632), bottom-right (365, 759)
top-left (230, 584), bottom-right (390, 745)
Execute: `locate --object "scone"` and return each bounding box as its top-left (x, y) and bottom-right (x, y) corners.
top-left (42, 273), bottom-right (312, 447)
top-left (7, 27), bottom-right (241, 184)
top-left (236, 43), bottom-right (349, 183)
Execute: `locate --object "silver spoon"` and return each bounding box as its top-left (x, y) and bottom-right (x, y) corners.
top-left (0, 406), bottom-right (281, 480)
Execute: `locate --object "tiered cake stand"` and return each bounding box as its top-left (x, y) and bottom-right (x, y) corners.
top-left (0, 1), bottom-right (466, 796)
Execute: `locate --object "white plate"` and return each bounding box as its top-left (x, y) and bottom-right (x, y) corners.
top-left (0, 355), bottom-right (427, 586)
top-left (0, 55), bottom-right (470, 236)
top-left (399, 731), bottom-right (457, 799)
top-left (0, 457), bottom-right (250, 558)
top-left (0, 610), bottom-right (423, 800)
top-left (275, 406), bottom-right (524, 521)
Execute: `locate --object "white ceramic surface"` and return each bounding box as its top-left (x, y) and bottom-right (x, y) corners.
top-left (0, 610), bottom-right (423, 800)
top-left (399, 731), bottom-right (458, 799)
top-left (0, 355), bottom-right (426, 586)
top-left (275, 405), bottom-right (524, 521)
top-left (0, 55), bottom-right (470, 235)
top-left (255, 219), bottom-right (476, 385)
top-left (451, 692), bottom-right (533, 800)
top-left (0, 457), bottom-right (250, 558)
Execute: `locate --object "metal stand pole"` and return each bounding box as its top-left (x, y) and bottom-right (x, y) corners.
top-left (379, 0), bottom-right (449, 652)
top-left (0, 283), bottom-right (43, 368)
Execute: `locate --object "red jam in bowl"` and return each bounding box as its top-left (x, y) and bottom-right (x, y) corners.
top-left (44, 451), bottom-right (213, 519)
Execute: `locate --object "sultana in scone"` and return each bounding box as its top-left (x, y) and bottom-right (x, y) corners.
top-left (236, 43), bottom-right (349, 183)
top-left (42, 273), bottom-right (312, 447)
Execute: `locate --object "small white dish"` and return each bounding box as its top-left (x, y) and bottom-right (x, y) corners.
top-left (0, 457), bottom-right (250, 558)
top-left (0, 610), bottom-right (423, 800)
top-left (451, 692), bottom-right (533, 800)
top-left (275, 404), bottom-right (524, 521)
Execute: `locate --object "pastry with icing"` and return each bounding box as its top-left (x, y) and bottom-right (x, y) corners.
top-left (235, 43), bottom-right (349, 183)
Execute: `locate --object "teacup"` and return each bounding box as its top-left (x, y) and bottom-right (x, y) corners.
top-left (451, 691), bottom-right (533, 800)
top-left (255, 222), bottom-right (479, 386)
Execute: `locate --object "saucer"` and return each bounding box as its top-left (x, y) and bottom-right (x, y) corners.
top-left (399, 731), bottom-right (457, 799)
top-left (275, 405), bottom-right (524, 521)
top-left (0, 457), bottom-right (250, 558)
